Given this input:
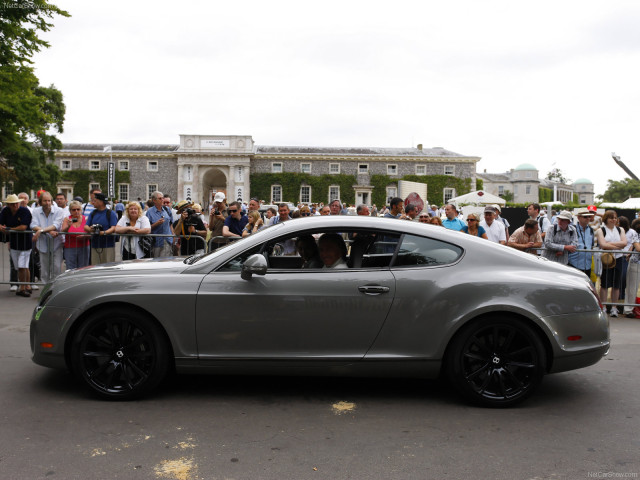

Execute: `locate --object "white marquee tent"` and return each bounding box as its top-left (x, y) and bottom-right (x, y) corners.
top-left (449, 190), bottom-right (506, 206)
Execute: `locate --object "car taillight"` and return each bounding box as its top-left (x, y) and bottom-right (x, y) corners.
top-left (588, 283), bottom-right (603, 310)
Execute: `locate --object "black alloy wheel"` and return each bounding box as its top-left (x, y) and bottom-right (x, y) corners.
top-left (447, 317), bottom-right (546, 407)
top-left (71, 308), bottom-right (170, 400)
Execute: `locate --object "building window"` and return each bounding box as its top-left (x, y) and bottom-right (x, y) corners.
top-left (358, 164), bottom-right (369, 174)
top-left (90, 183), bottom-right (101, 193)
top-left (513, 173), bottom-right (519, 179)
top-left (147, 184), bottom-right (157, 199)
top-left (443, 188), bottom-right (455, 203)
top-left (444, 165), bottom-right (455, 175)
top-left (301, 163), bottom-right (311, 174)
top-left (272, 162), bottom-right (283, 173)
top-left (386, 186), bottom-right (397, 201)
top-left (118, 184), bottom-right (129, 202)
top-left (147, 161), bottom-right (158, 172)
top-left (329, 186), bottom-right (340, 202)
top-left (119, 160), bottom-right (129, 171)
top-left (415, 165), bottom-right (426, 175)
top-left (271, 185), bottom-right (282, 203)
top-left (581, 197), bottom-right (586, 203)
top-left (387, 164), bottom-right (398, 175)
top-left (61, 159), bottom-right (71, 170)
top-left (581, 185), bottom-right (586, 190)
top-left (514, 185), bottom-right (519, 194)
top-left (526, 171), bottom-right (532, 178)
top-left (90, 160), bottom-right (100, 171)
top-left (300, 185), bottom-right (311, 204)
top-left (329, 163), bottom-right (340, 174)
top-left (525, 185), bottom-right (531, 195)
top-left (4, 181), bottom-right (14, 197)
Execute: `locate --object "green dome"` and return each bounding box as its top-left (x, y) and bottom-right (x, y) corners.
top-left (514, 163), bottom-right (537, 171)
top-left (573, 178), bottom-right (592, 184)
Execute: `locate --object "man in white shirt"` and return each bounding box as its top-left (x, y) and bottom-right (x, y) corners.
top-left (31, 191), bottom-right (65, 283)
top-left (480, 207), bottom-right (507, 244)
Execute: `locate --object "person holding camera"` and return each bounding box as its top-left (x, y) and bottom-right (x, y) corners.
top-left (60, 200), bottom-right (90, 269)
top-left (116, 202), bottom-right (151, 260)
top-left (222, 201), bottom-right (249, 238)
top-left (84, 192), bottom-right (118, 265)
top-left (208, 192), bottom-right (228, 248)
top-left (173, 200), bottom-right (207, 256)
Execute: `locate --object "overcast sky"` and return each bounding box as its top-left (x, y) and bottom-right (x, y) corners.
top-left (33, 0), bottom-right (640, 197)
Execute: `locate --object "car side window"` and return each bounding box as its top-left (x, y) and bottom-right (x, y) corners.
top-left (216, 244), bottom-right (263, 271)
top-left (392, 234), bottom-right (462, 268)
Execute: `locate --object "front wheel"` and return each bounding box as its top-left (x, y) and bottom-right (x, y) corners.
top-left (70, 308), bottom-right (170, 400)
top-left (446, 317), bottom-right (546, 407)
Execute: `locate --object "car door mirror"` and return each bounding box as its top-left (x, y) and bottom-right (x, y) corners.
top-left (241, 253), bottom-right (268, 280)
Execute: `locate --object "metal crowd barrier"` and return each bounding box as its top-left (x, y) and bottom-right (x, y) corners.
top-left (0, 231), bottom-right (208, 287)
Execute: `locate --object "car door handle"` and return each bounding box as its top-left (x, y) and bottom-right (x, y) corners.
top-left (358, 285), bottom-right (390, 295)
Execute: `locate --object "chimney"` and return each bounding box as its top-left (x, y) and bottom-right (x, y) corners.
top-left (417, 144), bottom-right (423, 150)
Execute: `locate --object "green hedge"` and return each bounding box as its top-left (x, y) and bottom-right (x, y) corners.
top-left (60, 170), bottom-right (131, 201)
top-left (251, 172), bottom-right (474, 206)
top-left (249, 173), bottom-right (357, 204)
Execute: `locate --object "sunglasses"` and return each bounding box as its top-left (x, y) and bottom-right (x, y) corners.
top-left (228, 209), bottom-right (238, 213)
top-left (467, 219), bottom-right (477, 222)
top-left (301, 213), bottom-right (311, 216)
top-left (70, 208), bottom-right (81, 211)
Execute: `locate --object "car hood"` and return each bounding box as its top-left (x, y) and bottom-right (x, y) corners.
top-left (58, 256), bottom-right (190, 280)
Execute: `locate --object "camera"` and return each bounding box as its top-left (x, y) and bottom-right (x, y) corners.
top-left (90, 224), bottom-right (104, 234)
top-left (71, 218), bottom-right (78, 223)
top-left (183, 208), bottom-right (200, 227)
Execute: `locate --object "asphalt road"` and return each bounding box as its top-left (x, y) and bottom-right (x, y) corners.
top-left (1, 289), bottom-right (639, 480)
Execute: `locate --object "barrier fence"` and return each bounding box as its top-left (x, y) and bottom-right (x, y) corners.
top-left (2, 231), bottom-right (639, 310)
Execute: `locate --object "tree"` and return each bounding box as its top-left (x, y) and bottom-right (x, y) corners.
top-left (546, 168), bottom-right (570, 184)
top-left (0, 1), bottom-right (69, 193)
top-left (597, 178), bottom-right (640, 203)
top-left (500, 190), bottom-right (514, 202)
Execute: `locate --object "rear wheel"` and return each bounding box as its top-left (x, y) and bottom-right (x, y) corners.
top-left (446, 316), bottom-right (546, 407)
top-left (70, 308), bottom-right (170, 400)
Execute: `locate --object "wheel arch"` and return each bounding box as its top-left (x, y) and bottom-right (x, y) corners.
top-left (63, 301), bottom-right (176, 373)
top-left (440, 311), bottom-right (554, 376)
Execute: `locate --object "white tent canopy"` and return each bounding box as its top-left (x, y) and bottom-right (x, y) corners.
top-left (620, 197), bottom-right (640, 209)
top-left (449, 190), bottom-right (506, 206)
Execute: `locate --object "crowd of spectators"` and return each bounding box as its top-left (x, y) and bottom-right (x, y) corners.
top-left (2, 190), bottom-right (639, 310)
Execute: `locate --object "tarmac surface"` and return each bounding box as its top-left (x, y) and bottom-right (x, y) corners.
top-left (1, 284), bottom-right (639, 480)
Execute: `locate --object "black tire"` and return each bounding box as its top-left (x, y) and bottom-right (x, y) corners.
top-left (446, 316), bottom-right (546, 408)
top-left (70, 308), bottom-right (170, 400)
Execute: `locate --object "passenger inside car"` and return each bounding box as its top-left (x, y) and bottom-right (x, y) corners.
top-left (318, 233), bottom-right (348, 269)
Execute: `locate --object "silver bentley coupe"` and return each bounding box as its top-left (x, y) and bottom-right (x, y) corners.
top-left (30, 216), bottom-right (609, 407)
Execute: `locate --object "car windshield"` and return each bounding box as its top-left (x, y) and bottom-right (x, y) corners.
top-left (187, 223), bottom-right (284, 265)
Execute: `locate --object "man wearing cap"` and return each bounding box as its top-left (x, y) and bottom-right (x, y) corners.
top-left (442, 204), bottom-right (465, 231)
top-left (173, 200), bottom-right (207, 255)
top-left (146, 191), bottom-right (174, 257)
top-left (542, 210), bottom-right (577, 265)
top-left (0, 194), bottom-right (33, 296)
top-left (492, 204), bottom-right (510, 239)
top-left (31, 191), bottom-right (65, 283)
top-left (84, 192), bottom-right (118, 265)
top-left (209, 192), bottom-right (228, 248)
top-left (480, 207), bottom-right (507, 244)
top-left (568, 208), bottom-right (597, 277)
